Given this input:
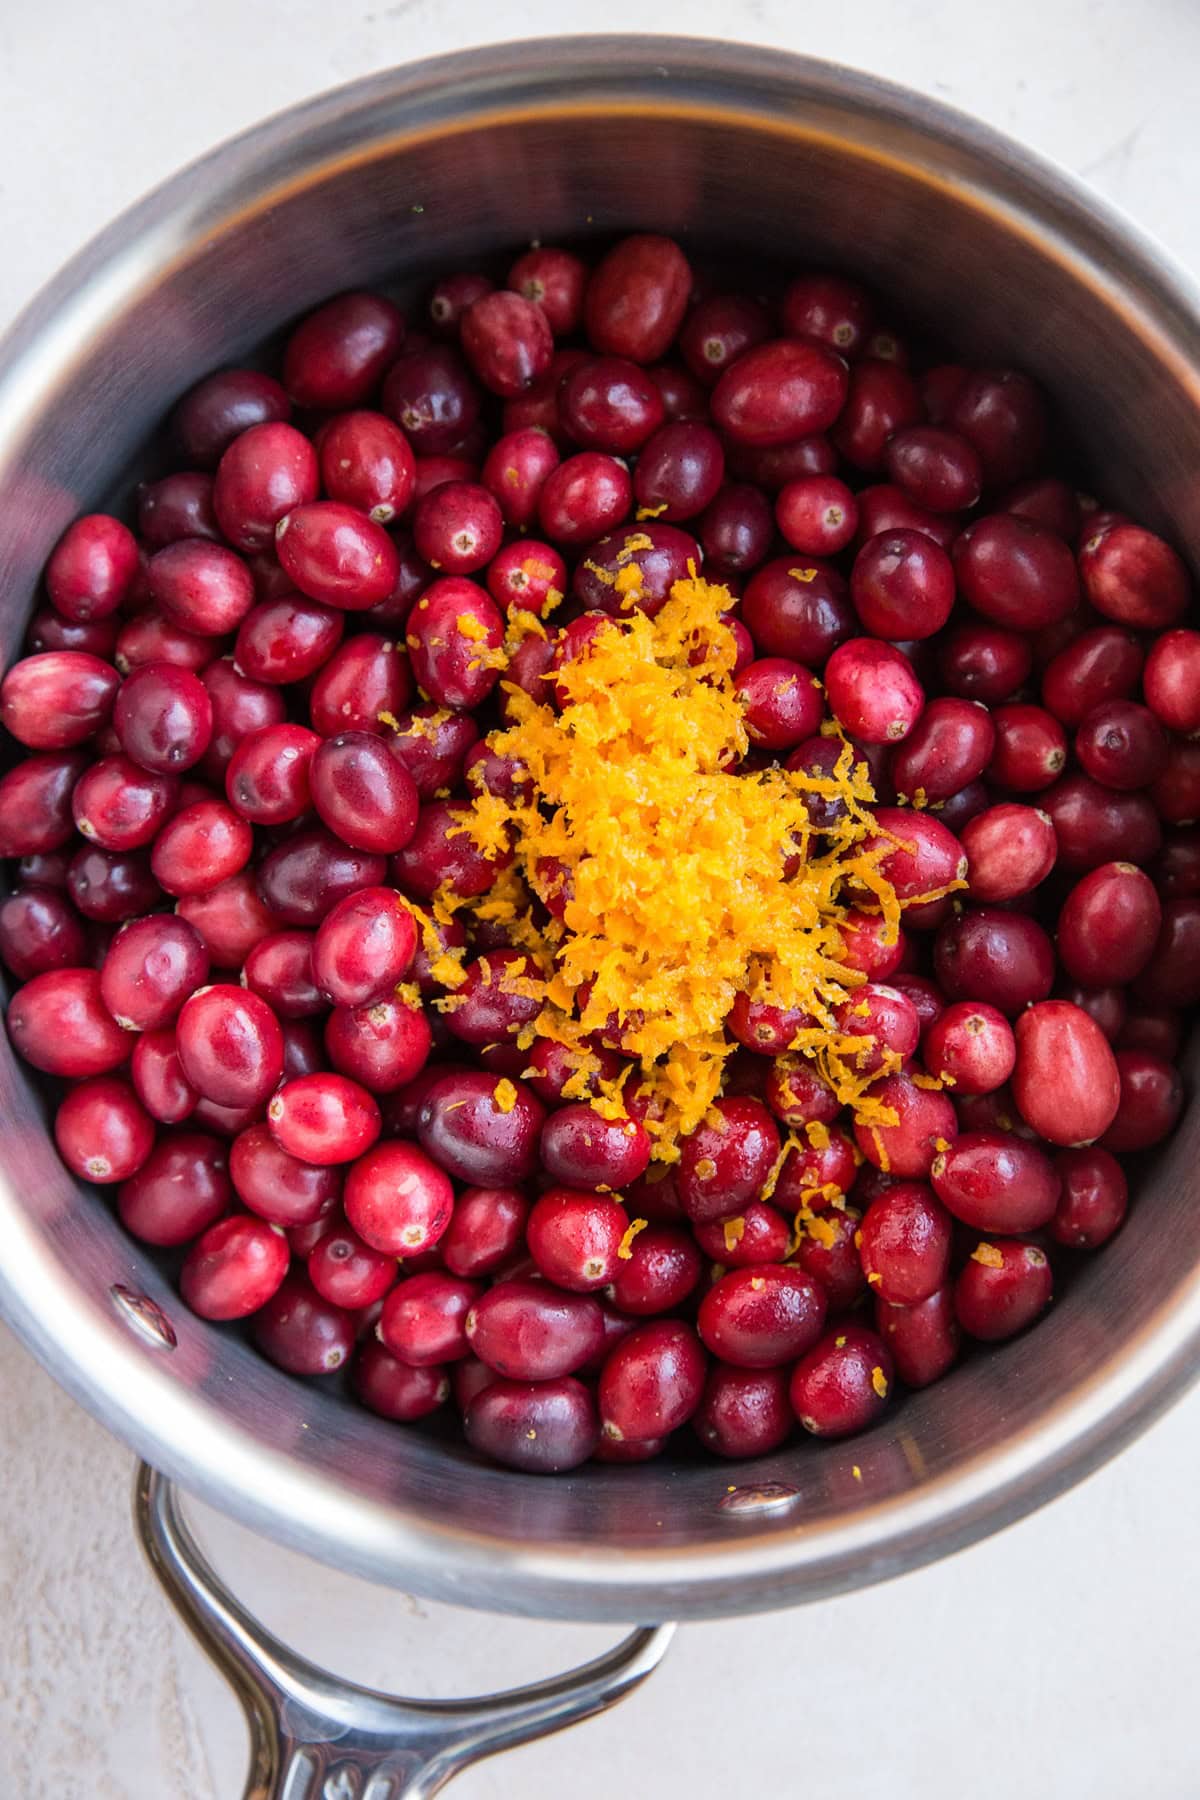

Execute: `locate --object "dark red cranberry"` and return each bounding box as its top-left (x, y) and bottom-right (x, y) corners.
top-left (117, 1131), bottom-right (229, 1243)
top-left (303, 1222), bottom-right (394, 1311)
top-left (1077, 700), bottom-right (1168, 790)
top-left (465, 1376), bottom-right (598, 1473)
top-left (857, 1181), bottom-right (953, 1305)
top-left (793, 1210), bottom-right (867, 1311)
top-left (934, 908), bottom-right (1055, 1015)
top-left (28, 604), bottom-right (120, 660)
top-left (853, 483), bottom-right (957, 551)
top-left (508, 246), bottom-right (587, 336)
top-left (598, 1319), bottom-right (706, 1442)
top-left (113, 662), bottom-right (213, 775)
top-left (954, 1239), bottom-right (1052, 1342)
top-left (726, 992), bottom-right (812, 1058)
top-left (734, 658), bottom-right (824, 749)
top-left (937, 622), bottom-right (1032, 705)
top-left (987, 703), bottom-right (1067, 793)
top-left (713, 339), bottom-right (848, 446)
top-left (385, 706), bottom-right (478, 801)
top-left (0, 752), bottom-right (87, 857)
top-left (1079, 522), bottom-right (1189, 629)
top-left (66, 845), bottom-right (159, 923)
top-left (464, 1279), bottom-right (604, 1380)
top-left (930, 1130), bottom-right (1060, 1232)
top-left (99, 915), bottom-right (208, 1033)
top-left (584, 235), bottom-right (691, 364)
top-left (131, 1028), bottom-right (198, 1125)
top-left (1057, 862), bottom-right (1161, 987)
top-left (1041, 625), bottom-right (1143, 727)
top-left (412, 481), bottom-right (502, 577)
top-left (173, 368), bottom-right (291, 467)
top-left (884, 425), bottom-right (982, 512)
top-left (830, 360), bottom-right (922, 471)
top-left (180, 1213), bottom-right (290, 1321)
top-left (225, 723), bottom-right (318, 825)
top-left (677, 293), bottom-right (770, 384)
top-left (254, 1273), bottom-right (357, 1374)
top-left (429, 270), bottom-right (493, 335)
top-left (1152, 741), bottom-right (1200, 825)
top-left (439, 1186), bottom-right (528, 1279)
top-left (55, 1075), bottom-right (154, 1184)
top-left (781, 272), bottom-right (872, 355)
top-left (853, 1070), bottom-right (957, 1178)
top-left (68, 755), bottom-right (172, 852)
top-left (537, 452), bottom-right (632, 546)
top-left (318, 411), bottom-right (415, 524)
top-left (539, 1104), bottom-right (652, 1191)
top-left (1101, 1049), bottom-right (1184, 1152)
top-left (832, 983), bottom-right (921, 1075)
top-left (150, 799), bottom-right (252, 897)
top-left (325, 990), bottom-right (430, 1093)
top-left (633, 421), bottom-right (725, 521)
top-left (416, 1069), bottom-right (544, 1184)
top-left (774, 473), bottom-right (857, 557)
top-left (46, 514), bottom-right (139, 622)
top-left (0, 650), bottom-right (118, 749)
top-left (851, 529), bottom-right (955, 641)
top-left (1049, 1145), bottom-right (1128, 1249)
top-left (677, 1097), bottom-right (780, 1223)
top-left (572, 522), bottom-right (699, 618)
top-left (740, 558), bottom-right (853, 666)
top-left (790, 1325), bottom-right (894, 1437)
top-left (382, 345), bottom-right (481, 455)
top-left (257, 826), bottom-right (387, 926)
top-left (282, 290), bottom-right (405, 409)
top-left (697, 1266), bottom-right (826, 1368)
top-left (772, 1126), bottom-right (860, 1212)
top-left (137, 472), bottom-right (221, 548)
top-left (890, 697), bottom-right (994, 804)
top-left (272, 502), bottom-right (398, 611)
top-left (695, 483), bottom-right (773, 575)
top-left (1001, 475), bottom-right (1080, 538)
top-left (1040, 774), bottom-right (1162, 873)
top-left (606, 1223), bottom-right (704, 1315)
top-left (694, 1363), bottom-right (792, 1459)
top-left (558, 356), bottom-right (664, 454)
top-left (0, 886), bottom-right (85, 980)
top-left (944, 369), bottom-right (1047, 486)
top-left (460, 290), bottom-right (553, 397)
top-left (355, 1340), bottom-right (450, 1420)
top-left (378, 1271), bottom-right (480, 1365)
top-left (480, 429), bottom-right (560, 532)
top-left (229, 1122), bottom-right (340, 1226)
top-left (440, 949), bottom-right (540, 1048)
top-left (954, 514), bottom-right (1079, 631)
top-left (309, 731), bottom-right (420, 855)
top-left (196, 658), bottom-right (286, 782)
top-left (876, 1286), bottom-right (960, 1387)
top-left (392, 800), bottom-right (509, 901)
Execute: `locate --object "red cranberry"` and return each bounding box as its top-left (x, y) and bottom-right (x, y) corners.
top-left (633, 421), bottom-right (725, 521)
top-left (272, 502), bottom-right (398, 611)
top-left (726, 993), bottom-right (813, 1058)
top-left (113, 662), bottom-right (213, 775)
top-left (508, 246), bottom-right (587, 336)
top-left (1040, 773), bottom-right (1161, 873)
top-left (7, 966), bottom-right (129, 1076)
top-left (118, 1130), bottom-right (229, 1243)
top-left (67, 845), bottom-right (160, 923)
top-left (438, 1185), bottom-right (528, 1279)
top-left (1049, 1146), bottom-right (1128, 1249)
top-left (954, 514), bottom-right (1079, 631)
top-left (1100, 1049), bottom-right (1184, 1152)
top-left (781, 272), bottom-right (872, 355)
top-left (1041, 625), bottom-right (1143, 727)
top-left (572, 522), bottom-right (700, 618)
top-left (944, 369), bottom-right (1047, 486)
top-left (151, 799), bottom-right (252, 897)
top-left (734, 658), bottom-right (824, 749)
top-left (868, 808), bottom-right (966, 904)
top-left (317, 412), bottom-right (415, 526)
top-left (675, 1097), bottom-right (780, 1224)
top-left (938, 622), bottom-right (1032, 706)
top-left (465, 1376), bottom-right (598, 1473)
top-left (694, 1363), bottom-right (793, 1459)
top-left (55, 1075), bottom-right (154, 1183)
top-left (695, 483), bottom-right (772, 575)
top-left (378, 1271), bottom-right (479, 1366)
top-left (774, 474), bottom-right (858, 557)
top-left (713, 339), bottom-right (848, 446)
top-left (962, 803), bottom-right (1056, 903)
top-left (954, 1239), bottom-right (1052, 1342)
top-left (824, 640), bottom-right (923, 743)
top-left (835, 907), bottom-right (908, 980)
top-left (283, 291), bottom-right (404, 409)
top-left (598, 1319), bottom-right (706, 1441)
top-left (930, 1130), bottom-right (1060, 1231)
top-left (180, 1213), bottom-right (290, 1320)
top-left (254, 1273), bottom-right (357, 1374)
top-left (741, 558), bottom-right (853, 665)
top-left (392, 800), bottom-right (509, 901)
top-left (832, 983), bottom-right (921, 1075)
top-left (934, 908), bottom-right (1055, 1015)
top-left (480, 429), bottom-right (561, 532)
top-left (698, 1266), bottom-right (826, 1369)
top-left (309, 732), bottom-right (420, 856)
top-left (987, 703), bottom-right (1067, 793)
top-left (538, 452), bottom-right (632, 546)
top-left (558, 356), bottom-right (663, 454)
top-left (0, 886), bottom-right (86, 980)
top-left (831, 360), bottom-right (922, 471)
top-left (460, 290), bottom-right (553, 398)
top-left (268, 1072), bottom-right (380, 1165)
top-left (405, 577), bottom-right (505, 710)
top-left (1077, 700), bottom-right (1168, 791)
top-left (853, 1070), bottom-right (957, 1178)
top-left (137, 472), bottom-right (221, 548)
top-left (175, 983), bottom-right (283, 1108)
top-left (0, 752), bottom-right (88, 857)
top-left (308, 886), bottom-right (414, 1009)
top-left (677, 293), bottom-right (770, 384)
top-left (851, 529), bottom-right (955, 641)
top-left (28, 605), bottom-right (120, 660)
top-left (98, 915), bottom-right (208, 1032)
top-left (790, 1324), bottom-right (894, 1437)
top-left (464, 1279), bottom-right (604, 1380)
top-left (858, 1181), bottom-right (953, 1304)
top-left (876, 1286), bottom-right (960, 1387)
top-left (416, 1069), bottom-right (544, 1184)
top-left (606, 1224), bottom-right (704, 1315)
top-left (0, 650), bottom-right (118, 750)
top-left (229, 1122), bottom-right (340, 1226)
top-left (853, 483), bottom-right (957, 551)
top-left (884, 425), bottom-right (982, 512)
top-left (46, 514), bottom-right (139, 622)
top-left (923, 1002), bottom-right (1016, 1096)
top-left (172, 368), bottom-right (291, 467)
top-left (539, 1104), bottom-right (652, 1192)
top-left (355, 1341), bottom-right (449, 1420)
top-left (257, 827), bottom-right (388, 926)
top-left (1057, 862), bottom-right (1161, 987)
top-left (176, 871), bottom-right (279, 968)
top-left (1144, 628), bottom-right (1200, 735)
top-left (69, 755), bottom-right (172, 852)
top-left (1079, 522), bottom-right (1189, 629)
top-left (890, 697), bottom-right (995, 803)
top-left (382, 345), bottom-right (481, 454)
top-left (325, 991), bottom-right (430, 1093)
top-left (584, 235), bottom-right (691, 364)
top-left (131, 1029), bottom-right (198, 1125)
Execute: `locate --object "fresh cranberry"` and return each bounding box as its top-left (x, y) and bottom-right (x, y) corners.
top-left (416, 1069), bottom-right (544, 1184)
top-left (1077, 700), bottom-right (1168, 791)
top-left (923, 1002), bottom-right (1015, 1096)
top-left (1143, 627), bottom-right (1200, 735)
top-left (254, 1273), bottom-right (357, 1374)
top-left (150, 799), bottom-right (252, 897)
top-left (1049, 1146), bottom-right (1128, 1249)
top-left (113, 662), bottom-right (213, 775)
top-left (1057, 862), bottom-right (1161, 988)
top-left (7, 966), bottom-right (129, 1076)
top-left (954, 1239), bottom-right (1052, 1342)
top-left (382, 345), bottom-right (481, 454)
top-left (537, 452), bottom-right (632, 546)
top-left (465, 1376), bottom-right (598, 1473)
top-left (480, 429), bottom-right (561, 531)
top-left (955, 514), bottom-right (1080, 632)
top-left (832, 983), bottom-right (921, 1075)
top-left (256, 827), bottom-right (387, 926)
top-left (229, 1122), bottom-right (341, 1225)
top-left (598, 1319), bottom-right (706, 1442)
top-left (851, 530), bottom-right (955, 641)
top-left (857, 1182), bottom-right (953, 1305)
top-left (790, 1324), bottom-right (893, 1437)
top-left (937, 621), bottom-right (1032, 705)
top-left (930, 1130), bottom-right (1060, 1231)
top-left (1079, 522), bottom-right (1189, 629)
top-left (835, 907), bottom-right (908, 980)
top-left (317, 410), bottom-right (415, 525)
top-left (392, 800), bottom-right (509, 901)
top-left (1100, 1049), bottom-right (1184, 1152)
top-left (508, 246), bottom-right (587, 335)
top-left (438, 1185), bottom-right (528, 1279)
top-left (460, 290), bottom-right (553, 398)
top-left (944, 369), bottom-right (1047, 486)
top-left (0, 650), bottom-right (119, 750)
top-left (713, 339), bottom-right (848, 446)
top-left (831, 360), bottom-right (922, 471)
top-left (740, 558), bottom-right (853, 665)
top-left (464, 1278), bottom-right (604, 1380)
top-left (584, 235), bottom-right (691, 364)
top-left (0, 886), bottom-right (86, 980)
top-left (378, 1271), bottom-right (479, 1366)
top-left (876, 1286), bottom-right (960, 1387)
top-left (325, 991), bottom-right (431, 1093)
top-left (98, 915), bottom-right (208, 1032)
top-left (934, 908), bottom-right (1055, 1015)
top-left (853, 483), bottom-right (957, 551)
top-left (773, 473), bottom-right (857, 557)
top-left (45, 513), bottom-right (139, 623)
top-left (67, 845), bottom-right (160, 923)
top-left (28, 605), bottom-right (121, 660)
top-left (54, 1076), bottom-right (154, 1184)
top-left (268, 1072), bottom-right (380, 1165)
top-left (117, 1130), bottom-right (229, 1243)
top-left (137, 472), bottom-right (221, 548)
top-left (890, 697), bottom-right (995, 803)
top-left (824, 640), bottom-right (923, 743)
top-left (174, 983), bottom-right (283, 1108)
top-left (177, 870), bottom-right (279, 967)
top-left (734, 658), bottom-right (824, 749)
top-left (633, 421), bottom-right (725, 521)
top-left (1040, 773), bottom-right (1161, 872)
top-left (282, 290), bottom-right (404, 409)
top-left (884, 425), bottom-right (982, 512)
top-left (180, 1213), bottom-right (290, 1321)
top-left (961, 803), bottom-right (1056, 903)
top-left (172, 368), bottom-right (291, 467)
top-left (405, 577), bottom-right (505, 711)
top-left (0, 752), bottom-right (87, 856)
top-left (539, 1104), bottom-right (652, 1191)
top-left (1041, 625), bottom-right (1143, 727)
top-left (354, 1341), bottom-right (450, 1420)
top-left (697, 1266), bottom-right (826, 1368)
top-left (781, 272), bottom-right (873, 356)
top-left (853, 1070), bottom-right (957, 1178)
top-left (131, 1029), bottom-right (198, 1125)
top-left (693, 1363), bottom-right (792, 1459)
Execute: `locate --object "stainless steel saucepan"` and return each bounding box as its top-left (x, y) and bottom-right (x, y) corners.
top-left (2, 37), bottom-right (1199, 1796)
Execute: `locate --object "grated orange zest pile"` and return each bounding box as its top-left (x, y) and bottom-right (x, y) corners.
top-left (426, 570), bottom-right (906, 1158)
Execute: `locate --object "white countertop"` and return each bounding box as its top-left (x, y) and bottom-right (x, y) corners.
top-left (3, 3), bottom-right (1200, 1793)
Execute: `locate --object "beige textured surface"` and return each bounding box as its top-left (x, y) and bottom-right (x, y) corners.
top-left (3, 1), bottom-right (1200, 1795)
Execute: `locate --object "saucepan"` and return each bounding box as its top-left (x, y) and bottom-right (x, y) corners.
top-left (2, 36), bottom-right (1199, 1796)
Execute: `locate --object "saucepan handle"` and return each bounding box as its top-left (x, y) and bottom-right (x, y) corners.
top-left (133, 1463), bottom-right (674, 1799)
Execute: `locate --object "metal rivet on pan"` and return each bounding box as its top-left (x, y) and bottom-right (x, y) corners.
top-left (717, 1482), bottom-right (800, 1516)
top-left (110, 1284), bottom-right (177, 1350)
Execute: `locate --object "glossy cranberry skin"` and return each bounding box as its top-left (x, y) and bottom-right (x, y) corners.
top-left (136, 471), bottom-right (221, 549)
top-left (781, 272), bottom-right (873, 356)
top-left (478, 434), bottom-right (559, 537)
top-left (54, 1076), bottom-right (154, 1184)
top-left (1040, 774), bottom-right (1161, 874)
top-left (740, 558), bottom-right (853, 666)
top-left (854, 1071), bottom-right (957, 1179)
top-left (252, 1273), bottom-right (357, 1375)
top-left (876, 1286), bottom-right (960, 1387)
top-left (308, 731), bottom-right (419, 857)
top-left (713, 338), bottom-right (848, 446)
top-left (46, 514), bottom-right (139, 622)
top-left (173, 368), bottom-right (291, 467)
top-left (734, 658), bottom-right (824, 749)
top-left (131, 1029), bottom-right (198, 1124)
top-left (325, 990), bottom-right (431, 1093)
top-left (1141, 628), bottom-right (1200, 737)
top-left (960, 803), bottom-right (1056, 904)
top-left (572, 522), bottom-right (699, 619)
top-left (693, 1362), bottom-right (793, 1459)
top-left (934, 908), bottom-right (1055, 1016)
top-left (556, 355), bottom-right (662, 454)
top-left (193, 663), bottom-right (284, 786)
top-left (671, 1097), bottom-right (782, 1228)
top-left (378, 1271), bottom-right (479, 1366)
top-left (317, 410), bottom-right (415, 525)
top-left (939, 368), bottom-right (1046, 485)
top-left (174, 983), bottom-right (283, 1109)
top-left (538, 1105), bottom-right (651, 1192)
top-left (537, 453), bottom-right (632, 547)
top-left (937, 622), bottom-right (1032, 707)
top-left (416, 1070), bottom-right (545, 1184)
top-left (853, 483), bottom-right (957, 552)
top-left (602, 1223), bottom-right (702, 1315)
top-left (930, 1130), bottom-right (1060, 1232)
top-left (953, 514), bottom-right (1079, 632)
top-left (144, 540), bottom-right (252, 639)
top-left (790, 1325), bottom-right (894, 1437)
top-left (1041, 630), bottom-right (1140, 735)
top-left (256, 828), bottom-right (387, 929)
top-left (150, 799), bottom-right (252, 897)
top-left (65, 845), bottom-right (159, 924)
top-left (303, 1230), bottom-right (394, 1321)
top-left (507, 245), bottom-right (586, 336)
top-left (392, 801), bottom-right (507, 901)
top-left (67, 755), bottom-right (170, 852)
top-left (436, 950), bottom-right (537, 1049)
top-left (465, 1376), bottom-right (598, 1474)
top-left (463, 1278), bottom-right (604, 1381)
top-left (690, 485), bottom-right (769, 579)
top-left (117, 1131), bottom-right (229, 1244)
top-left (210, 422), bottom-right (319, 552)
top-left (867, 810), bottom-right (966, 910)
top-left (836, 908), bottom-right (908, 981)
top-left (267, 1073), bottom-right (380, 1166)
top-left (436, 1186), bottom-right (527, 1280)
top-left (674, 293), bottom-right (766, 384)
top-left (985, 705), bottom-right (1066, 795)
top-left (171, 875), bottom-right (274, 975)
top-left (306, 886), bottom-right (414, 1010)
top-left (0, 752), bottom-right (87, 857)
top-left (1101, 1049), bottom-right (1184, 1152)
top-left (831, 982), bottom-right (921, 1077)
top-left (228, 1122), bottom-right (340, 1227)
top-left (824, 640), bottom-right (924, 745)
top-left (222, 725), bottom-right (316, 826)
top-left (272, 502), bottom-right (398, 612)
top-left (955, 1239), bottom-right (1052, 1342)
top-left (405, 577), bottom-right (505, 712)
top-left (180, 1213), bottom-right (290, 1321)
top-left (1048, 1145), bottom-right (1128, 1250)
top-left (598, 1319), bottom-right (706, 1441)
top-left (857, 1182), bottom-right (953, 1305)
top-left (583, 235), bottom-right (691, 364)
top-left (382, 343), bottom-right (481, 454)
top-left (1079, 521), bottom-right (1189, 628)
top-left (850, 529), bottom-right (956, 642)
top-left (1152, 741), bottom-right (1200, 825)
top-left (385, 707), bottom-right (478, 803)
top-left (0, 886), bottom-right (85, 981)
top-left (354, 1341), bottom-right (449, 1420)
top-left (283, 290), bottom-right (404, 409)
top-left (890, 697), bottom-right (995, 803)
top-left (831, 360), bottom-right (922, 471)
top-left (28, 605), bottom-right (120, 660)
top-left (1057, 862), bottom-right (1161, 989)
top-left (113, 661), bottom-right (213, 775)
top-left (1076, 700), bottom-right (1168, 792)
top-left (923, 1002), bottom-right (1016, 1097)
top-left (632, 421), bottom-right (725, 522)
top-left (771, 473), bottom-right (855, 559)
top-left (697, 1266), bottom-right (826, 1369)
top-left (7, 966), bottom-right (129, 1076)
top-left (97, 915), bottom-right (208, 1033)
top-left (0, 650), bottom-right (118, 750)
top-left (457, 290), bottom-right (552, 398)
top-left (726, 993), bottom-right (812, 1058)
top-left (884, 425), bottom-right (982, 512)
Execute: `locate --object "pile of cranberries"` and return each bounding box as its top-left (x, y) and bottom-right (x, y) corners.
top-left (0, 233), bottom-right (1195, 1477)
